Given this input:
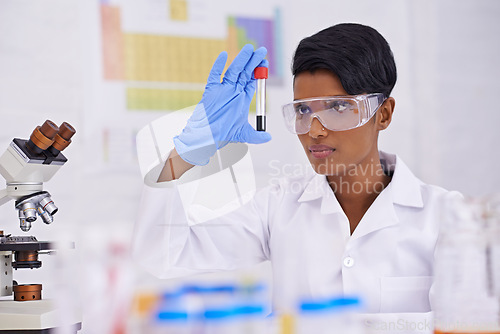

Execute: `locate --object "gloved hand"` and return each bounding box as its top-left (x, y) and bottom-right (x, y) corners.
top-left (173, 44), bottom-right (272, 166)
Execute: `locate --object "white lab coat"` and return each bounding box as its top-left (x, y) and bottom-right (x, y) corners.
top-left (133, 150), bottom-right (453, 315)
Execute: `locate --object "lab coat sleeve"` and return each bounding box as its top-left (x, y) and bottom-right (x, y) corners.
top-left (132, 175), bottom-right (279, 279)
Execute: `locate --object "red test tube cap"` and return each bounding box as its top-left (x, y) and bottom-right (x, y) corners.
top-left (254, 67), bottom-right (268, 79)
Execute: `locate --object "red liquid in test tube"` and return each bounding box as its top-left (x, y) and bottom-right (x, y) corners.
top-left (254, 67), bottom-right (268, 131)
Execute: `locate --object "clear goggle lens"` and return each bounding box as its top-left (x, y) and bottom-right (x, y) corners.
top-left (282, 93), bottom-right (386, 134)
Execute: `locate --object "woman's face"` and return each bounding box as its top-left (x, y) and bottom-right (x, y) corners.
top-left (294, 69), bottom-right (382, 176)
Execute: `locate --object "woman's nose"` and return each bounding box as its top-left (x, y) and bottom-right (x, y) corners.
top-left (308, 116), bottom-right (328, 138)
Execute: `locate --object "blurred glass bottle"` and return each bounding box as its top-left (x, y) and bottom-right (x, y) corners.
top-left (202, 303), bottom-right (266, 334)
top-left (484, 195), bottom-right (500, 310)
top-left (297, 297), bottom-right (363, 334)
top-left (149, 287), bottom-right (201, 334)
top-left (146, 282), bottom-right (268, 334)
top-left (195, 283), bottom-right (267, 334)
top-left (433, 194), bottom-right (500, 334)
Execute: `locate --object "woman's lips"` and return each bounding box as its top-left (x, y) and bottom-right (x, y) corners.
top-left (308, 144), bottom-right (335, 159)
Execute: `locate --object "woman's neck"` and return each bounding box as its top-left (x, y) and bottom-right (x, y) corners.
top-left (326, 152), bottom-right (392, 234)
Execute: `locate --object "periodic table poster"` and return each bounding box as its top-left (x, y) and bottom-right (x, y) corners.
top-left (100, 0), bottom-right (283, 112)
top-left (79, 0), bottom-right (287, 236)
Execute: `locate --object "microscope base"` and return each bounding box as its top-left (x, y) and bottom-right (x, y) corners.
top-left (0, 299), bottom-right (81, 333)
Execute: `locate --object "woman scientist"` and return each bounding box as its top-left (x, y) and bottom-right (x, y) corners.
top-left (133, 23), bottom-right (452, 314)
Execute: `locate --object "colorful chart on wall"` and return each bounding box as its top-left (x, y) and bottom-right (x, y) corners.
top-left (100, 0), bottom-right (283, 112)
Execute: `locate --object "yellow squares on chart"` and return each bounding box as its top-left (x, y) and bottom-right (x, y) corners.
top-left (124, 32), bottom-right (225, 83)
top-left (126, 88), bottom-right (203, 111)
top-left (170, 0), bottom-right (188, 22)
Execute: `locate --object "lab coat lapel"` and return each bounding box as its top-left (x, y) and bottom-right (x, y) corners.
top-left (388, 154), bottom-right (424, 208)
top-left (350, 183), bottom-right (399, 241)
top-left (298, 174), bottom-right (344, 214)
top-left (350, 152), bottom-right (425, 241)
top-left (298, 174), bottom-right (326, 202)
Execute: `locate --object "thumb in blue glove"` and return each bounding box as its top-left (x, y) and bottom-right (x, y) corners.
top-left (173, 44), bottom-right (272, 166)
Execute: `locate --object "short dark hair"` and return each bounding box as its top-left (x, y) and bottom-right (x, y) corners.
top-left (292, 23), bottom-right (397, 98)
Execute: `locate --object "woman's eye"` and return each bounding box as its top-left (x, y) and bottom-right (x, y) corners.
top-left (328, 101), bottom-right (350, 113)
top-left (295, 105), bottom-right (311, 115)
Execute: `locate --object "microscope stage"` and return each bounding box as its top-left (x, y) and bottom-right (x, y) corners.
top-left (0, 299), bottom-right (81, 332)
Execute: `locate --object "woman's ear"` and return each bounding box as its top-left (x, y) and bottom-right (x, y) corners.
top-left (377, 97), bottom-right (395, 131)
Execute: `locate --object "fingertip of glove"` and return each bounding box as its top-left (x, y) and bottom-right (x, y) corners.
top-left (258, 59), bottom-right (269, 68)
top-left (240, 44), bottom-right (255, 55)
top-left (256, 46), bottom-right (267, 55)
top-left (251, 131), bottom-right (272, 144)
top-left (217, 50), bottom-right (228, 59)
top-left (261, 132), bottom-right (272, 142)
top-left (242, 44), bottom-right (255, 51)
top-left (254, 47), bottom-right (268, 64)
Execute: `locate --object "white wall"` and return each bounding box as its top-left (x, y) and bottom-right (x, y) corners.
top-left (434, 0), bottom-right (500, 196)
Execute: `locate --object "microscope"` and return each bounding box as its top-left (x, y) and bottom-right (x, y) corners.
top-left (0, 120), bottom-right (80, 333)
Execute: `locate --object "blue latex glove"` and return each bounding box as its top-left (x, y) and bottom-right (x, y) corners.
top-left (173, 44), bottom-right (272, 166)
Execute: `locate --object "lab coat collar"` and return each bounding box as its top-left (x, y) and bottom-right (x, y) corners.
top-left (295, 151), bottom-right (424, 240)
top-left (380, 151), bottom-right (424, 208)
top-left (298, 172), bottom-right (327, 202)
top-left (296, 151), bottom-right (424, 210)
top-left (297, 172), bottom-right (344, 214)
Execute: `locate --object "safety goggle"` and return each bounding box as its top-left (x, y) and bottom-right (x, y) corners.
top-left (282, 93), bottom-right (386, 134)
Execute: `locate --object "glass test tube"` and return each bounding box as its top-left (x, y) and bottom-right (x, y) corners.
top-left (254, 67), bottom-right (268, 131)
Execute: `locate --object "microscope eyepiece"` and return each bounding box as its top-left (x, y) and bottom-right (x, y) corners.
top-left (26, 120), bottom-right (59, 155)
top-left (25, 120), bottom-right (76, 157)
top-left (47, 122), bottom-right (76, 156)
top-left (58, 122), bottom-right (76, 140)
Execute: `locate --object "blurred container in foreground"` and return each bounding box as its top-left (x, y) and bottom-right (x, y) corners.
top-left (129, 282), bottom-right (268, 333)
top-left (433, 195), bottom-right (500, 334)
top-left (297, 297), bottom-right (363, 334)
